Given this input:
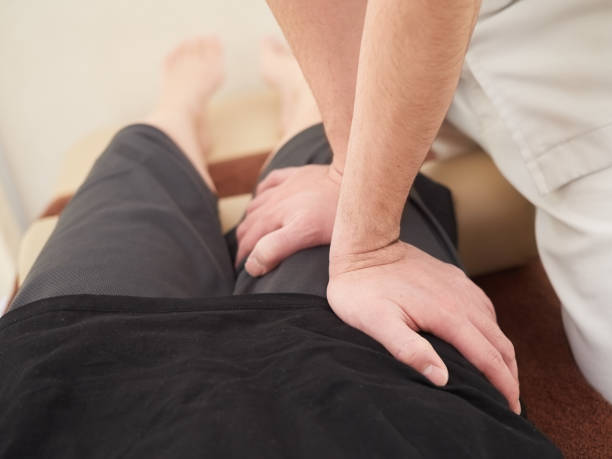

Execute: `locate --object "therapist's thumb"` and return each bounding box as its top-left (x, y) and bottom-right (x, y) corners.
top-left (245, 222), bottom-right (312, 277)
top-left (360, 308), bottom-right (449, 387)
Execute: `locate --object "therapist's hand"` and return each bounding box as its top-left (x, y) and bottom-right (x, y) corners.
top-left (327, 240), bottom-right (521, 414)
top-left (236, 164), bottom-right (341, 275)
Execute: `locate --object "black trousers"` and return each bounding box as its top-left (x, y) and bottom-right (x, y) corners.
top-left (12, 123), bottom-right (459, 307)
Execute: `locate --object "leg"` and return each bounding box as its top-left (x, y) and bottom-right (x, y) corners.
top-left (259, 37), bottom-right (322, 163)
top-left (146, 36), bottom-right (223, 193)
top-left (12, 37), bottom-right (232, 309)
top-left (536, 167), bottom-right (612, 403)
top-left (265, 0), bottom-right (366, 157)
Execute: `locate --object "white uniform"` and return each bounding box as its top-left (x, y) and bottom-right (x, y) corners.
top-left (443, 0), bottom-right (612, 401)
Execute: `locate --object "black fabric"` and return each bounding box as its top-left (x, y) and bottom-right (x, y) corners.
top-left (1, 124), bottom-right (561, 458)
top-left (412, 173), bottom-right (458, 249)
top-left (1, 294), bottom-right (560, 459)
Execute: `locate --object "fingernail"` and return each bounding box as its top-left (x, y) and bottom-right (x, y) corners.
top-left (514, 400), bottom-right (522, 415)
top-left (245, 256), bottom-right (264, 277)
top-left (423, 365), bottom-right (448, 386)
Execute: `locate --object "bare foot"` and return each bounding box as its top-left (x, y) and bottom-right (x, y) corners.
top-left (146, 37), bottom-right (224, 190)
top-left (160, 36), bottom-right (224, 153)
top-left (259, 37), bottom-right (320, 139)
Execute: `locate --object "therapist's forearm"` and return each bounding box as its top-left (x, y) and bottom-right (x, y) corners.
top-left (331, 0), bottom-right (480, 256)
top-left (265, 0), bottom-right (366, 161)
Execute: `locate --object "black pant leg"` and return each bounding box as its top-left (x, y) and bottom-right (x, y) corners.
top-left (12, 124), bottom-right (235, 309)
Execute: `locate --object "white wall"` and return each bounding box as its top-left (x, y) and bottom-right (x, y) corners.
top-left (0, 162), bottom-right (21, 301)
top-left (0, 238), bottom-right (15, 308)
top-left (0, 0), bottom-right (282, 221)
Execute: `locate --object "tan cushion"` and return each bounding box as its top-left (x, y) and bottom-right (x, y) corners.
top-left (218, 194), bottom-right (251, 232)
top-left (421, 151), bottom-right (536, 276)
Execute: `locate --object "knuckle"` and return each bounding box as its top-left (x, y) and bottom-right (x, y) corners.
top-left (483, 348), bottom-right (506, 372)
top-left (299, 223), bottom-right (320, 246)
top-left (391, 336), bottom-right (429, 365)
top-left (438, 310), bottom-right (463, 333)
top-left (501, 339), bottom-right (516, 362)
top-left (476, 285), bottom-right (492, 301)
top-left (286, 215), bottom-right (317, 245)
top-left (255, 242), bottom-right (274, 265)
top-left (419, 312), bottom-right (443, 336)
top-left (482, 300), bottom-right (496, 320)
top-left (290, 212), bottom-right (308, 226)
top-left (482, 294), bottom-right (494, 308)
top-left (444, 298), bottom-right (462, 316)
top-left (245, 199), bottom-right (259, 214)
top-left (484, 323), bottom-right (515, 362)
top-left (236, 223), bottom-right (245, 239)
top-left (256, 174), bottom-right (275, 193)
top-left (450, 264), bottom-right (466, 278)
top-left (447, 264), bottom-right (467, 283)
top-left (487, 303), bottom-right (497, 320)
top-left (392, 345), bottom-right (419, 364)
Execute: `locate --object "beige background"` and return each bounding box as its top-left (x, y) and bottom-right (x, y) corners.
top-left (0, 0), bottom-right (283, 300)
top-left (0, 0), bottom-right (282, 219)
top-left (1, 183), bottom-right (20, 306)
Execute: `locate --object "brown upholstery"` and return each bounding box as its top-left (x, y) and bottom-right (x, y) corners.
top-left (477, 261), bottom-right (612, 458)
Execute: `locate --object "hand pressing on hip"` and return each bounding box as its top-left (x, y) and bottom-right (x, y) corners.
top-left (236, 164), bottom-right (341, 275)
top-left (328, 241), bottom-right (521, 414)
top-left (236, 164), bottom-right (521, 414)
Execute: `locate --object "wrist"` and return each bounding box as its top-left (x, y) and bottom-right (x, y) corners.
top-left (329, 237), bottom-right (403, 278)
top-left (330, 214), bottom-right (400, 265)
top-left (330, 177), bottom-right (402, 258)
top-left (329, 158), bottom-right (344, 179)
